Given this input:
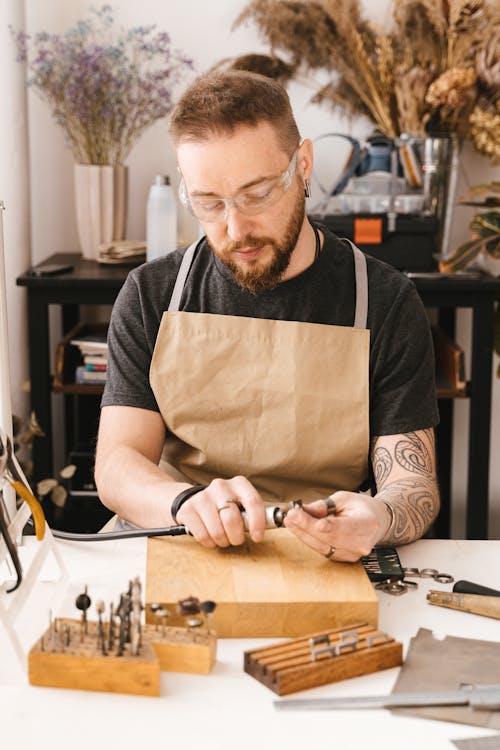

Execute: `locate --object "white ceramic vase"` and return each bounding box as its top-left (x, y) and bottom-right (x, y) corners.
top-left (74, 164), bottom-right (128, 260)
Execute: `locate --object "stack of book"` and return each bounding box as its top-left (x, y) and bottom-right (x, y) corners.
top-left (70, 331), bottom-right (108, 385)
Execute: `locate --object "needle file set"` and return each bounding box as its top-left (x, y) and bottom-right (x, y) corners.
top-left (244, 623), bottom-right (402, 696)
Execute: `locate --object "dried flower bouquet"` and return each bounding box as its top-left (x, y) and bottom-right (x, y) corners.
top-left (229, 0), bottom-right (499, 162)
top-left (12, 5), bottom-right (193, 165)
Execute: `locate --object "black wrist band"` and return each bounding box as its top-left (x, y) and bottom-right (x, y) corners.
top-left (171, 485), bottom-right (206, 524)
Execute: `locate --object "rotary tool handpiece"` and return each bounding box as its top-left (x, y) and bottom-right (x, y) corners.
top-left (240, 505), bottom-right (287, 530)
top-left (240, 499), bottom-right (323, 531)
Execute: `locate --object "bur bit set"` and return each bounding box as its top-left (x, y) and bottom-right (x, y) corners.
top-left (28, 578), bottom-right (218, 696)
top-left (39, 578), bottom-right (145, 658)
top-left (149, 595), bottom-right (217, 634)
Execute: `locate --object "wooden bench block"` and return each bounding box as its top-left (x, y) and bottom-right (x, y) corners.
top-left (146, 529), bottom-right (378, 637)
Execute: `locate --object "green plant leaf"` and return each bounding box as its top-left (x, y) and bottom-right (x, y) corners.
top-left (470, 211), bottom-right (500, 236)
top-left (485, 236), bottom-right (500, 259)
top-left (439, 235), bottom-right (490, 272)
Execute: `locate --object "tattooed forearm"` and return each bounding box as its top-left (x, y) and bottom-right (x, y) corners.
top-left (422, 427), bottom-right (434, 443)
top-left (395, 432), bottom-right (433, 477)
top-left (371, 430), bottom-right (439, 546)
top-left (376, 477), bottom-right (439, 545)
top-left (373, 446), bottom-right (393, 486)
top-left (372, 430), bottom-right (436, 489)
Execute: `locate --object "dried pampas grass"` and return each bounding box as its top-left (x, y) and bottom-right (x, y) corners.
top-left (229, 0), bottom-right (500, 160)
top-left (470, 104), bottom-right (500, 163)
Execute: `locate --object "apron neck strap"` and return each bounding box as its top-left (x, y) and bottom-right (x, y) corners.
top-left (168, 240), bottom-right (200, 312)
top-left (345, 239), bottom-right (368, 330)
top-left (168, 235), bottom-right (369, 330)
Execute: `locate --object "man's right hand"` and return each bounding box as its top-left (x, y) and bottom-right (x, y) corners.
top-left (175, 476), bottom-right (266, 547)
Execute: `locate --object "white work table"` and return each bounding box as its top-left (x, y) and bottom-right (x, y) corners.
top-left (1, 537), bottom-right (500, 750)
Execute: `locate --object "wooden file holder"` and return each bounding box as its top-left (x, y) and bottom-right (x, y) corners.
top-left (29, 618), bottom-right (217, 697)
top-left (244, 623), bottom-right (402, 696)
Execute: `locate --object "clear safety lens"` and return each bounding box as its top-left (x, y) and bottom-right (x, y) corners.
top-left (179, 150), bottom-right (298, 222)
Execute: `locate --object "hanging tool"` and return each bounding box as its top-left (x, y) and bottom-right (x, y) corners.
top-left (0, 426), bottom-right (46, 540)
top-left (274, 683), bottom-right (500, 712)
top-left (0, 426), bottom-right (46, 591)
top-left (0, 493), bottom-right (23, 592)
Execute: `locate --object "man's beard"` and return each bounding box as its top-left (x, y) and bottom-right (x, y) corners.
top-left (209, 186), bottom-right (306, 294)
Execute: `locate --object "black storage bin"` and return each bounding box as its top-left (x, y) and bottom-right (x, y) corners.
top-left (313, 213), bottom-right (439, 272)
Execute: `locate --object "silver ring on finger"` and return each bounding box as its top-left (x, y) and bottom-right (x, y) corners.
top-left (217, 498), bottom-right (239, 514)
top-left (324, 545), bottom-right (336, 559)
top-left (322, 497), bottom-right (337, 516)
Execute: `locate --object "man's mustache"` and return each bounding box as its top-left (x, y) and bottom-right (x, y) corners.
top-left (223, 236), bottom-right (276, 254)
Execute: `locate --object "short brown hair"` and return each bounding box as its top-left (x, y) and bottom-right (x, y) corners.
top-left (169, 70), bottom-right (300, 153)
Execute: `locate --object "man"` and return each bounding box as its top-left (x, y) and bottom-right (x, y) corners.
top-left (95, 70), bottom-right (439, 562)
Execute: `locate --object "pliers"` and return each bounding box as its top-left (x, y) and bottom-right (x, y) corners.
top-left (0, 427), bottom-right (46, 592)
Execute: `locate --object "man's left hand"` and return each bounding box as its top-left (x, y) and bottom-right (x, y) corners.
top-left (283, 492), bottom-right (391, 562)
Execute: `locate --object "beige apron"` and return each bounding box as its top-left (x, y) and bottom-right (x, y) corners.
top-left (150, 238), bottom-right (370, 504)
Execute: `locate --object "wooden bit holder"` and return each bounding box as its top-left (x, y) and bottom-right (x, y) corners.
top-left (28, 618), bottom-right (217, 697)
top-left (244, 623), bottom-right (402, 696)
top-left (144, 623), bottom-right (216, 675)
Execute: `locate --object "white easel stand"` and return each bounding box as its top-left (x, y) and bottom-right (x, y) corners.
top-left (0, 499), bottom-right (68, 680)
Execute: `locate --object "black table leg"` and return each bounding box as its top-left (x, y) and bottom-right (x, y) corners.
top-left (62, 304), bottom-right (79, 334)
top-left (435, 398), bottom-right (453, 538)
top-left (433, 307), bottom-right (456, 538)
top-left (62, 303), bottom-right (79, 464)
top-left (467, 298), bottom-right (494, 539)
top-left (28, 293), bottom-right (52, 483)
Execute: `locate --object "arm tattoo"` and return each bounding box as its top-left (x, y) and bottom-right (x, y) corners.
top-left (373, 446), bottom-right (393, 486)
top-left (372, 430), bottom-right (440, 546)
top-left (395, 431), bottom-right (433, 477)
top-left (377, 477), bottom-right (438, 545)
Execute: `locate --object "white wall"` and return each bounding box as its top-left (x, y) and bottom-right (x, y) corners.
top-left (0, 0), bottom-right (31, 424)
top-left (15, 0), bottom-right (500, 534)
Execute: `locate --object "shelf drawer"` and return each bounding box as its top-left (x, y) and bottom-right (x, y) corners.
top-left (432, 325), bottom-right (467, 399)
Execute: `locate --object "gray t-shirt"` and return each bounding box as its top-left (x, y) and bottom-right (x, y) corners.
top-left (102, 223), bottom-right (439, 438)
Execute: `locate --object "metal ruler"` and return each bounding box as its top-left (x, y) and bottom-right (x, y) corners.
top-left (274, 683), bottom-right (500, 712)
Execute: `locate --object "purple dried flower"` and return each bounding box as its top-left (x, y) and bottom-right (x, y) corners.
top-left (10, 5), bottom-right (194, 165)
